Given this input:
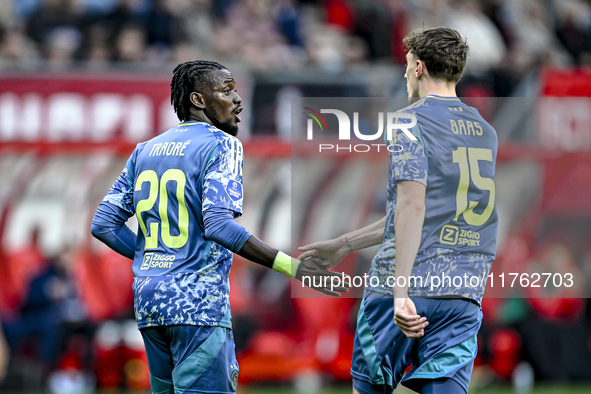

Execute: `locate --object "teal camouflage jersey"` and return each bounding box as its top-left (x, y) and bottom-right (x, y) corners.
top-left (104, 121), bottom-right (246, 329)
top-left (367, 96), bottom-right (498, 302)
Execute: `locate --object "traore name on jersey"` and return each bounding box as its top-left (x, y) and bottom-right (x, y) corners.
top-left (104, 121), bottom-right (244, 328)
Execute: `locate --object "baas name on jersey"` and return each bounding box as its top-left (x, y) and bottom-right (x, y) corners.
top-left (141, 253), bottom-right (176, 270)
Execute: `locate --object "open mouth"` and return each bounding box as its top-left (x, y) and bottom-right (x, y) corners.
top-left (233, 106), bottom-right (243, 122)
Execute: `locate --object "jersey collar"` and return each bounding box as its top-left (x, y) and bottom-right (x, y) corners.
top-left (179, 121), bottom-right (206, 126)
top-left (425, 95), bottom-right (461, 101)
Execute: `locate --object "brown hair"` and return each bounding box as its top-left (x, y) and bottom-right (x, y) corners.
top-left (403, 27), bottom-right (469, 83)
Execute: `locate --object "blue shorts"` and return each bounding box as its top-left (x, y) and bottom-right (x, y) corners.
top-left (140, 325), bottom-right (239, 394)
top-left (351, 296), bottom-right (482, 394)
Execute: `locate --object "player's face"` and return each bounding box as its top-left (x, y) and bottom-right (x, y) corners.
top-left (204, 69), bottom-right (243, 136)
top-left (405, 52), bottom-right (420, 98)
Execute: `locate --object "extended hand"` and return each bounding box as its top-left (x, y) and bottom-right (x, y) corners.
top-left (295, 257), bottom-right (350, 297)
top-left (394, 297), bottom-right (428, 338)
top-left (297, 238), bottom-right (351, 268)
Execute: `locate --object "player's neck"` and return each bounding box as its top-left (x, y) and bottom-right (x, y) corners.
top-left (419, 80), bottom-right (457, 98)
top-left (188, 108), bottom-right (213, 125)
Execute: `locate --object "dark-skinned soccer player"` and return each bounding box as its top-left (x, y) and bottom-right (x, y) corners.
top-left (91, 60), bottom-right (348, 394)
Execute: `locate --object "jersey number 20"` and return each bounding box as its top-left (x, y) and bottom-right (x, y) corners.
top-left (452, 147), bottom-right (495, 226)
top-left (135, 169), bottom-right (189, 249)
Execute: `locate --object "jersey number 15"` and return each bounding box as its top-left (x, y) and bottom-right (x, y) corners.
top-left (452, 147), bottom-right (495, 227)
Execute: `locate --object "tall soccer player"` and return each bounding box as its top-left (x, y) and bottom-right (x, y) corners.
top-left (299, 27), bottom-right (498, 394)
top-left (91, 60), bottom-right (347, 394)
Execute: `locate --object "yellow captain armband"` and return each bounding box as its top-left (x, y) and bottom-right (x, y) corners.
top-left (273, 251), bottom-right (300, 278)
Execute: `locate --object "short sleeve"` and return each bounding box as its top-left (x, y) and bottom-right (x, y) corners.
top-left (388, 116), bottom-right (428, 186)
top-left (202, 138), bottom-right (245, 216)
top-left (102, 145), bottom-right (142, 216)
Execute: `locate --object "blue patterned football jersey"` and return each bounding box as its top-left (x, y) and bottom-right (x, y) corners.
top-left (368, 96), bottom-right (498, 302)
top-left (103, 121), bottom-right (246, 329)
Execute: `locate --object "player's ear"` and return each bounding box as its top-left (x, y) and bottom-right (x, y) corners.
top-left (190, 92), bottom-right (206, 110)
top-left (416, 60), bottom-right (424, 78)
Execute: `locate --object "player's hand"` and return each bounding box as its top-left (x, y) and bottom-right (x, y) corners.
top-left (295, 257), bottom-right (350, 297)
top-left (297, 237), bottom-right (351, 268)
top-left (394, 297), bottom-right (428, 338)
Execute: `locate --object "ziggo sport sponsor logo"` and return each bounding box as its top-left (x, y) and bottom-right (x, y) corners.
top-left (302, 107), bottom-right (417, 153)
top-left (140, 253), bottom-right (176, 270)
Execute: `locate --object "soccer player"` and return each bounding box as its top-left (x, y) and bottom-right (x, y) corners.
top-left (298, 27), bottom-right (498, 394)
top-left (91, 60), bottom-right (347, 394)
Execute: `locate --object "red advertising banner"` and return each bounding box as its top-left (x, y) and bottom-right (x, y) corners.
top-left (541, 69), bottom-right (591, 96)
top-left (539, 69), bottom-right (591, 151)
top-left (0, 73), bottom-right (178, 143)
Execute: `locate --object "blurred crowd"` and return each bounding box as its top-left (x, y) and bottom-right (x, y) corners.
top-left (0, 0), bottom-right (591, 95)
top-left (0, 229), bottom-right (141, 391)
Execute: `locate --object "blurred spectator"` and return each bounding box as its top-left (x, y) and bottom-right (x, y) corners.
top-left (172, 40), bottom-right (205, 64)
top-left (216, 0), bottom-right (305, 70)
top-left (146, 0), bottom-right (188, 49)
top-left (385, 0), bottom-right (410, 64)
top-left (4, 1), bottom-right (591, 101)
top-left (343, 34), bottom-right (369, 67)
top-left (352, 0), bottom-right (394, 61)
top-left (114, 23), bottom-right (147, 64)
top-left (324, 0), bottom-right (355, 32)
top-left (409, 0), bottom-right (452, 31)
top-left (2, 247), bottom-right (87, 380)
top-left (179, 0), bottom-right (216, 56)
top-left (447, 0), bottom-right (507, 74)
top-left (46, 26), bottom-right (81, 68)
top-left (0, 229), bottom-right (47, 318)
top-left (79, 22), bottom-right (111, 68)
top-left (514, 238), bottom-right (591, 381)
top-left (555, 1), bottom-right (591, 65)
top-left (306, 24), bottom-right (347, 71)
top-left (275, 0), bottom-right (305, 48)
top-left (510, 0), bottom-right (569, 66)
top-left (100, 0), bottom-right (148, 37)
top-left (26, 0), bottom-right (83, 59)
top-left (0, 27), bottom-right (39, 68)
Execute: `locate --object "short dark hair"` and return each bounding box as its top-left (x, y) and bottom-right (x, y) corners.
top-left (403, 27), bottom-right (469, 83)
top-left (171, 60), bottom-right (227, 122)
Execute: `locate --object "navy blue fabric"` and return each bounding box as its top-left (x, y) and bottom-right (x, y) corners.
top-left (141, 325), bottom-right (239, 393)
top-left (203, 207), bottom-right (252, 253)
top-left (351, 295), bottom-right (481, 394)
top-left (353, 378), bottom-right (392, 394)
top-left (353, 374), bottom-right (468, 394)
top-left (416, 376), bottom-right (468, 394)
top-left (91, 201), bottom-right (136, 259)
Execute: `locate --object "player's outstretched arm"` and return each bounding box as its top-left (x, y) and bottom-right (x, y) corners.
top-left (297, 216), bottom-right (387, 268)
top-left (203, 208), bottom-right (349, 297)
top-left (237, 236), bottom-right (349, 297)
